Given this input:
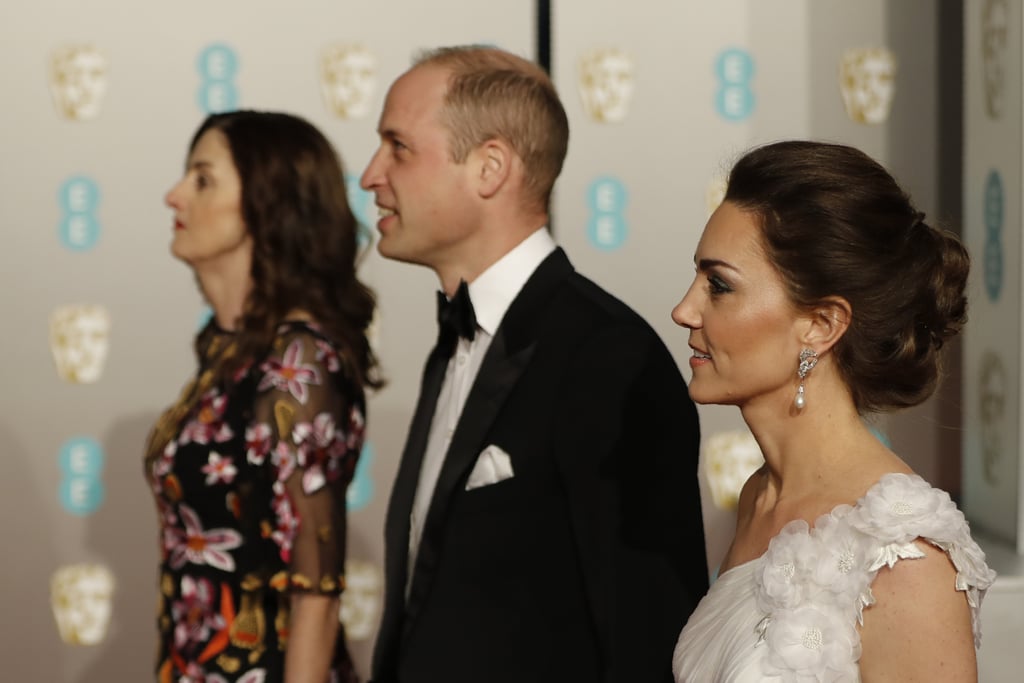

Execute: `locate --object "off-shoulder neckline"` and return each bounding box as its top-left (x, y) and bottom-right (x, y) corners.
top-left (715, 471), bottom-right (926, 580)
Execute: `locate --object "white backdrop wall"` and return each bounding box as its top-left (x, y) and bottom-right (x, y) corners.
top-left (2, 0), bottom-right (1007, 681)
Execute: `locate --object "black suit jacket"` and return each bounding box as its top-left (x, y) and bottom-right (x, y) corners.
top-left (371, 249), bottom-right (707, 683)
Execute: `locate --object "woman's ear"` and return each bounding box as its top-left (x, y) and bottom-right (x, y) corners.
top-left (475, 138), bottom-right (512, 199)
top-left (801, 296), bottom-right (851, 353)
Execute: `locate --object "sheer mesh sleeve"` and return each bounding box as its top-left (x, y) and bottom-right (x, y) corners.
top-left (249, 324), bottom-right (365, 594)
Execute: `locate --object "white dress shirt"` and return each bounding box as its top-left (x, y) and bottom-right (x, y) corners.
top-left (406, 228), bottom-right (557, 595)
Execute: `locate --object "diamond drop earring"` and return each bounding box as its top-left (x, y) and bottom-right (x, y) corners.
top-left (794, 348), bottom-right (818, 410)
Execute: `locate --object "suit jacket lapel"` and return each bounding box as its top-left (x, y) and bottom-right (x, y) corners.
top-left (403, 248), bottom-right (574, 628)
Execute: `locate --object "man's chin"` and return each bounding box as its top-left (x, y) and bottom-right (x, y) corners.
top-left (376, 239), bottom-right (427, 267)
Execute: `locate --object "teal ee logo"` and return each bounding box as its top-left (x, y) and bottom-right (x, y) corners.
top-left (984, 170), bottom-right (1003, 303)
top-left (345, 174), bottom-right (375, 250)
top-left (715, 48), bottom-right (755, 122)
top-left (58, 437), bottom-right (106, 516)
top-left (347, 441), bottom-right (375, 512)
top-left (58, 176), bottom-right (101, 251)
top-left (586, 176), bottom-right (628, 251)
top-left (197, 43), bottom-right (239, 114)
top-left (197, 305), bottom-right (214, 331)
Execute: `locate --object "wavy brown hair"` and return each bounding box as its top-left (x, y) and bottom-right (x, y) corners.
top-left (191, 110), bottom-right (381, 391)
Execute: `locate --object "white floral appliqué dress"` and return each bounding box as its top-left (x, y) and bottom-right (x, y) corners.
top-left (673, 473), bottom-right (996, 682)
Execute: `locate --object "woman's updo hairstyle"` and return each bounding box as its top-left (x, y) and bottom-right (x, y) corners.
top-left (724, 140), bottom-right (969, 413)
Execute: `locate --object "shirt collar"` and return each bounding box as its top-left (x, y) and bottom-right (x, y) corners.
top-left (463, 228), bottom-right (557, 336)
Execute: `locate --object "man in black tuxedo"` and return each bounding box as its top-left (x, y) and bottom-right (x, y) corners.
top-left (361, 45), bottom-right (707, 683)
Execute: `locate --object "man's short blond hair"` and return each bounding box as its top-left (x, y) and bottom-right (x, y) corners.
top-left (414, 46), bottom-right (569, 212)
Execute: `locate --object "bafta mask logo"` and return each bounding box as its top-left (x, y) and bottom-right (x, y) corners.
top-left (578, 48), bottom-right (634, 123)
top-left (339, 559), bottom-right (382, 641)
top-left (51, 564), bottom-right (115, 645)
top-left (979, 351), bottom-right (1006, 486)
top-left (703, 430), bottom-right (763, 511)
top-left (705, 176), bottom-right (728, 216)
top-left (839, 47), bottom-right (896, 124)
top-left (320, 44), bottom-right (377, 120)
top-left (49, 45), bottom-right (108, 121)
top-left (50, 305), bottom-right (111, 384)
top-left (982, 0), bottom-right (1009, 120)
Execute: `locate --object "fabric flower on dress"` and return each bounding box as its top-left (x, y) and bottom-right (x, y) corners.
top-left (762, 603), bottom-right (861, 682)
top-left (171, 575), bottom-right (225, 652)
top-left (258, 339), bottom-right (322, 404)
top-left (201, 452), bottom-right (237, 485)
top-left (179, 392), bottom-right (234, 445)
top-left (756, 520), bottom-right (819, 613)
top-left (807, 507), bottom-right (876, 621)
top-left (847, 473), bottom-right (962, 546)
top-left (166, 504), bottom-right (243, 571)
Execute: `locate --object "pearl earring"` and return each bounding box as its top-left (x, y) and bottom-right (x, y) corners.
top-left (794, 348), bottom-right (818, 410)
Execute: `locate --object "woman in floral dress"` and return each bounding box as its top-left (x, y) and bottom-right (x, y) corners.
top-left (671, 141), bottom-right (995, 681)
top-left (145, 111), bottom-right (380, 683)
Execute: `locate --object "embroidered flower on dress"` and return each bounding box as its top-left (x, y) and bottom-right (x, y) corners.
top-left (268, 490), bottom-right (298, 564)
top-left (201, 452), bottom-right (237, 485)
top-left (346, 405), bottom-right (366, 451)
top-left (293, 412), bottom-right (348, 495)
top-left (153, 440), bottom-right (178, 478)
top-left (315, 338), bottom-right (341, 372)
top-left (271, 441), bottom-right (297, 484)
top-left (258, 339), bottom-right (321, 404)
top-left (171, 575), bottom-right (225, 652)
top-left (179, 392), bottom-right (234, 445)
top-left (245, 423), bottom-right (272, 465)
top-left (165, 504), bottom-right (243, 571)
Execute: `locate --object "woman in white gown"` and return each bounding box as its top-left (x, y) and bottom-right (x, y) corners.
top-left (671, 141), bottom-right (996, 682)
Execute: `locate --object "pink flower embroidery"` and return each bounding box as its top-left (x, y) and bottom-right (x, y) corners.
top-left (179, 392), bottom-right (234, 445)
top-left (315, 338), bottom-right (341, 372)
top-left (269, 489), bottom-right (299, 564)
top-left (245, 423), bottom-right (272, 465)
top-left (171, 575), bottom-right (225, 652)
top-left (292, 412), bottom-right (346, 494)
top-left (201, 452), bottom-right (237, 485)
top-left (166, 504), bottom-right (242, 571)
top-left (258, 339), bottom-right (321, 404)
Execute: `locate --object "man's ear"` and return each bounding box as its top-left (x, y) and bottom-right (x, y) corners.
top-left (475, 138), bottom-right (513, 199)
top-left (801, 296), bottom-right (851, 353)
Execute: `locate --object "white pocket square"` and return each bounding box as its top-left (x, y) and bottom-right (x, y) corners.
top-left (465, 445), bottom-right (515, 491)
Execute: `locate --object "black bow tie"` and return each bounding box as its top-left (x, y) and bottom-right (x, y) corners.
top-left (436, 279), bottom-right (477, 353)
